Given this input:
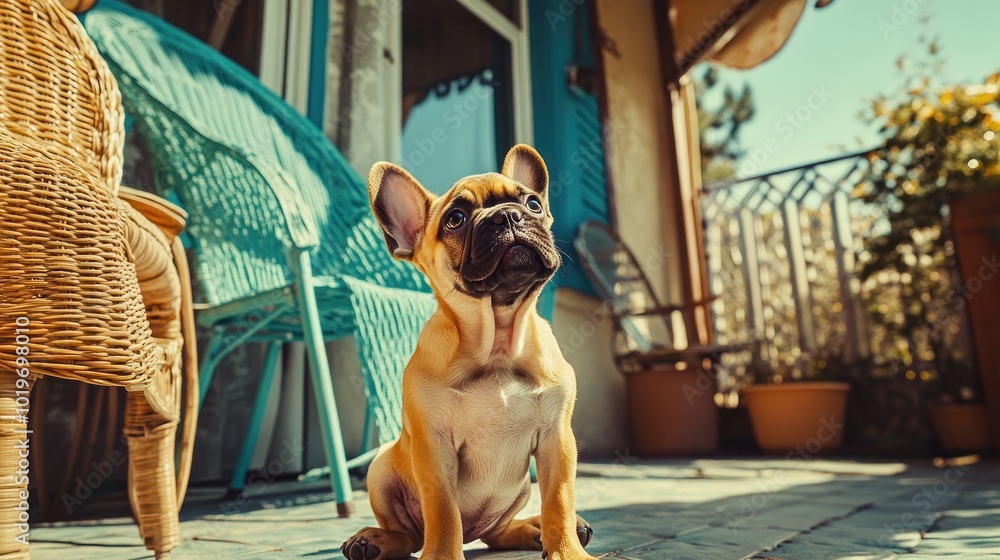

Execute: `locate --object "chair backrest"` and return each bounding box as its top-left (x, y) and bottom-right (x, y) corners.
top-left (575, 220), bottom-right (673, 353)
top-left (82, 1), bottom-right (429, 307)
top-left (0, 0), bottom-right (123, 191)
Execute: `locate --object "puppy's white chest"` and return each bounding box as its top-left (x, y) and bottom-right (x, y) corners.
top-left (442, 373), bottom-right (566, 452)
top-left (451, 378), bottom-right (544, 430)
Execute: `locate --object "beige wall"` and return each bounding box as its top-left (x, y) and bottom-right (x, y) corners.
top-left (304, 340), bottom-right (371, 470)
top-left (595, 0), bottom-right (685, 309)
top-left (551, 288), bottom-right (629, 457)
top-left (594, 0), bottom-right (688, 353)
top-left (254, 342), bottom-right (371, 474)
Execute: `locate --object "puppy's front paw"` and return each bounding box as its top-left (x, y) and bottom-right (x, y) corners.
top-left (541, 518), bottom-right (597, 560)
top-left (341, 530), bottom-right (382, 560)
top-left (540, 517), bottom-right (594, 557)
top-left (342, 526), bottom-right (422, 560)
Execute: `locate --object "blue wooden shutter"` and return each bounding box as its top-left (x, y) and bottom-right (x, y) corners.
top-left (529, 0), bottom-right (610, 297)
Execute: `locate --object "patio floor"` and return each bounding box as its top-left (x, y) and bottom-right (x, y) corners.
top-left (30, 457), bottom-right (1000, 559)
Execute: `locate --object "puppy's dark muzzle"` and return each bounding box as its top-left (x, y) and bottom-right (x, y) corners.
top-left (491, 207), bottom-right (523, 227)
top-left (461, 205), bottom-right (555, 283)
top-left (455, 201), bottom-right (561, 303)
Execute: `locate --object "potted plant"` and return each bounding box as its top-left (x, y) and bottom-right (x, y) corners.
top-left (740, 355), bottom-right (851, 454)
top-left (857, 41), bottom-right (1000, 451)
top-left (624, 364), bottom-right (720, 456)
top-left (928, 356), bottom-right (991, 452)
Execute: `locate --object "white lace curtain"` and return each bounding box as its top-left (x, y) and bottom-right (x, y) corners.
top-left (323, 0), bottom-right (402, 175)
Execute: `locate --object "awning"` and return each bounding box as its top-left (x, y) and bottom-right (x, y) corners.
top-left (663, 0), bottom-right (814, 83)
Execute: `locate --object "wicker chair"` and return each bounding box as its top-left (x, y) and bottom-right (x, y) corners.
top-left (0, 1), bottom-right (196, 558)
top-left (575, 221), bottom-right (753, 373)
top-left (82, 1), bottom-right (438, 514)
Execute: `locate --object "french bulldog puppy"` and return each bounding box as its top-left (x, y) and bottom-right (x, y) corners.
top-left (342, 145), bottom-right (596, 560)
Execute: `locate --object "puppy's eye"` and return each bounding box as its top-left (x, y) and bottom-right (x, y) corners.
top-left (525, 196), bottom-right (543, 214)
top-left (445, 209), bottom-right (467, 230)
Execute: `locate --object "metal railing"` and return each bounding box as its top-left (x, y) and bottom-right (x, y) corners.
top-left (701, 149), bottom-right (973, 387)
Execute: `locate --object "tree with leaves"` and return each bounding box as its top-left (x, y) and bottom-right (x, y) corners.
top-left (858, 29), bottom-right (1000, 403)
top-left (694, 65), bottom-right (756, 183)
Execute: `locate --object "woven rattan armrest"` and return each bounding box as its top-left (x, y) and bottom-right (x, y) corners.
top-left (59, 0), bottom-right (97, 13)
top-left (119, 192), bottom-right (199, 507)
top-left (119, 185), bottom-right (187, 239)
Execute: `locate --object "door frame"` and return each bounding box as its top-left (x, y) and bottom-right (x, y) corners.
top-left (454, 0), bottom-right (534, 145)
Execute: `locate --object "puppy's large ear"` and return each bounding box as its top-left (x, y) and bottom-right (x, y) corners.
top-left (368, 162), bottom-right (434, 260)
top-left (501, 144), bottom-right (549, 199)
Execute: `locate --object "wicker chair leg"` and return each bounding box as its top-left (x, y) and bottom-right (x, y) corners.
top-left (0, 372), bottom-right (31, 560)
top-left (124, 393), bottom-right (180, 559)
top-left (174, 236), bottom-right (199, 508)
top-left (198, 332), bottom-right (225, 404)
top-left (291, 250), bottom-right (353, 516)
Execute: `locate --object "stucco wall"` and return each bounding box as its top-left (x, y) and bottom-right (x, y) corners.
top-left (551, 288), bottom-right (629, 457)
top-left (595, 0), bottom-right (685, 311)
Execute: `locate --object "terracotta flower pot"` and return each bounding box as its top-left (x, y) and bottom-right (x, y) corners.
top-left (930, 403), bottom-right (992, 452)
top-left (742, 382), bottom-right (850, 454)
top-left (626, 369), bottom-right (718, 456)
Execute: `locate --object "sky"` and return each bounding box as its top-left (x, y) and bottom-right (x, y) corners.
top-left (709, 0), bottom-right (1000, 179)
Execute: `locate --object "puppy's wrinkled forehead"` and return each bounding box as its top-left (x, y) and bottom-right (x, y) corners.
top-left (430, 173), bottom-right (530, 223)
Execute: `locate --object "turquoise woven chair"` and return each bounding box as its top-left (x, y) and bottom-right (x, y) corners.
top-left (82, 1), bottom-right (437, 514)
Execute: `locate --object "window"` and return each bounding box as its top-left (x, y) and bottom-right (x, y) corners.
top-left (400, 0), bottom-right (532, 192)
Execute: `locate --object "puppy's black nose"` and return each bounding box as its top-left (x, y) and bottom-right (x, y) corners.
top-left (492, 207), bottom-right (523, 225)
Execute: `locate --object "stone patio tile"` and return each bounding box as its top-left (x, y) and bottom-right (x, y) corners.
top-left (579, 507), bottom-right (710, 540)
top-left (931, 507), bottom-right (1000, 529)
top-left (464, 550), bottom-right (540, 560)
top-left (169, 539), bottom-right (287, 559)
top-left (770, 487), bottom-right (886, 505)
top-left (960, 487), bottom-right (1000, 500)
top-left (588, 529), bottom-right (672, 553)
top-left (723, 499), bottom-right (872, 532)
top-left (27, 459), bottom-right (1000, 559)
top-left (615, 538), bottom-right (753, 560)
top-left (674, 525), bottom-right (801, 551)
top-left (35, 528), bottom-right (136, 545)
top-left (788, 525), bottom-right (919, 555)
top-left (32, 543), bottom-right (151, 559)
top-left (756, 541), bottom-right (898, 560)
top-left (779, 506), bottom-right (932, 554)
top-left (902, 555), bottom-right (999, 560)
top-left (837, 507), bottom-right (937, 544)
top-left (912, 528), bottom-right (1000, 554)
